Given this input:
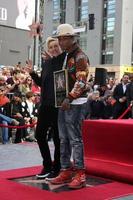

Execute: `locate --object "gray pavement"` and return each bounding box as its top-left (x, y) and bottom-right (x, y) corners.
top-left (0, 141), bottom-right (54, 171)
top-left (113, 195), bottom-right (133, 200)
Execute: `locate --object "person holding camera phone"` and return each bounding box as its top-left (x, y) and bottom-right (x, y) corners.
top-left (6, 69), bottom-right (21, 94)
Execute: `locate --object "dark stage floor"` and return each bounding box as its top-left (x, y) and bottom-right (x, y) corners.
top-left (12, 174), bottom-right (112, 193)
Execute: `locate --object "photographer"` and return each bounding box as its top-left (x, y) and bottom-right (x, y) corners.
top-left (6, 69), bottom-right (21, 94)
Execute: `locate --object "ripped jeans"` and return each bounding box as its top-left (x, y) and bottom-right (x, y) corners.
top-left (58, 103), bottom-right (86, 170)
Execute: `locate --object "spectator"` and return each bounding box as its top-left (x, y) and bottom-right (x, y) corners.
top-left (107, 77), bottom-right (116, 92)
top-left (19, 76), bottom-right (32, 95)
top-left (31, 81), bottom-right (40, 95)
top-left (126, 74), bottom-right (133, 118)
top-left (0, 76), bottom-right (7, 87)
top-left (0, 87), bottom-right (19, 144)
top-left (9, 92), bottom-right (27, 143)
top-left (6, 69), bottom-right (21, 93)
top-left (103, 95), bottom-right (114, 119)
top-left (87, 90), bottom-right (105, 119)
top-left (21, 91), bottom-right (39, 142)
top-left (113, 74), bottom-right (129, 119)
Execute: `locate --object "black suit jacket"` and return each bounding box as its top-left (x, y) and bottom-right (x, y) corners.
top-left (126, 82), bottom-right (133, 105)
top-left (113, 83), bottom-right (128, 118)
top-left (30, 53), bottom-right (66, 106)
top-left (113, 83), bottom-right (127, 101)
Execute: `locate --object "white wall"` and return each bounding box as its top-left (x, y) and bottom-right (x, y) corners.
top-left (87, 0), bottom-right (103, 65)
top-left (119, 0), bottom-right (133, 65)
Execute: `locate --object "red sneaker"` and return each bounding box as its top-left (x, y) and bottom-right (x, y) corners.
top-left (50, 168), bottom-right (73, 184)
top-left (68, 169), bottom-right (86, 189)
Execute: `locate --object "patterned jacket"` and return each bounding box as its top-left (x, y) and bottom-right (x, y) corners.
top-left (66, 44), bottom-right (90, 100)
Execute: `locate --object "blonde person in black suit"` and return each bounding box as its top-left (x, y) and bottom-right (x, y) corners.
top-left (26, 37), bottom-right (65, 179)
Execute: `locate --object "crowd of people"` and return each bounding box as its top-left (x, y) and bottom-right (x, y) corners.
top-left (0, 62), bottom-right (41, 144)
top-left (86, 74), bottom-right (133, 120)
top-left (0, 23), bottom-right (133, 190)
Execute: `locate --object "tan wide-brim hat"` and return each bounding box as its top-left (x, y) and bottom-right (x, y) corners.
top-left (53, 23), bottom-right (79, 38)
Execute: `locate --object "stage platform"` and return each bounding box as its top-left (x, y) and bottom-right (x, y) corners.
top-left (0, 120), bottom-right (133, 199)
top-left (83, 119), bottom-right (133, 184)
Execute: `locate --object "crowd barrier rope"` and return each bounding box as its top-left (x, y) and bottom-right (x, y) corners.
top-left (0, 103), bottom-right (132, 128)
top-left (118, 103), bottom-right (132, 119)
top-left (0, 122), bottom-right (37, 129)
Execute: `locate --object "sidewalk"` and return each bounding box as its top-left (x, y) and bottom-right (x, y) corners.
top-left (0, 141), bottom-right (54, 171)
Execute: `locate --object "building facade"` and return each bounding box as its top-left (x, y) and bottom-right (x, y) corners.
top-left (0, 25), bottom-right (33, 66)
top-left (43, 0), bottom-right (133, 67)
top-left (0, 0), bottom-right (133, 70)
top-left (0, 0), bottom-right (35, 66)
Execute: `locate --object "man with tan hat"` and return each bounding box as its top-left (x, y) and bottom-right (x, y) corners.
top-left (50, 23), bottom-right (90, 189)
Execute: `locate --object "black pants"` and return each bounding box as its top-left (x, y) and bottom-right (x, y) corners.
top-left (113, 102), bottom-right (128, 119)
top-left (14, 117), bottom-right (28, 143)
top-left (35, 105), bottom-right (60, 172)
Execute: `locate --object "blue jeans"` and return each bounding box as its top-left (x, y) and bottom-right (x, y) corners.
top-left (0, 113), bottom-right (13, 124)
top-left (0, 113), bottom-right (14, 144)
top-left (1, 121), bottom-right (8, 144)
top-left (58, 103), bottom-right (86, 170)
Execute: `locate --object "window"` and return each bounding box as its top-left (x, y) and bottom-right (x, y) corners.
top-left (105, 54), bottom-right (113, 64)
top-left (0, 7), bottom-right (7, 21)
top-left (106, 36), bottom-right (114, 49)
top-left (52, 0), bottom-right (66, 24)
top-left (79, 36), bottom-right (87, 52)
top-left (107, 17), bottom-right (115, 32)
top-left (101, 0), bottom-right (116, 64)
top-left (107, 0), bottom-right (116, 17)
top-left (76, 0), bottom-right (88, 22)
top-left (101, 54), bottom-right (113, 64)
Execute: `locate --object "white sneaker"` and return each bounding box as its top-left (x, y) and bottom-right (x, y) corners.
top-left (36, 169), bottom-right (50, 179)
